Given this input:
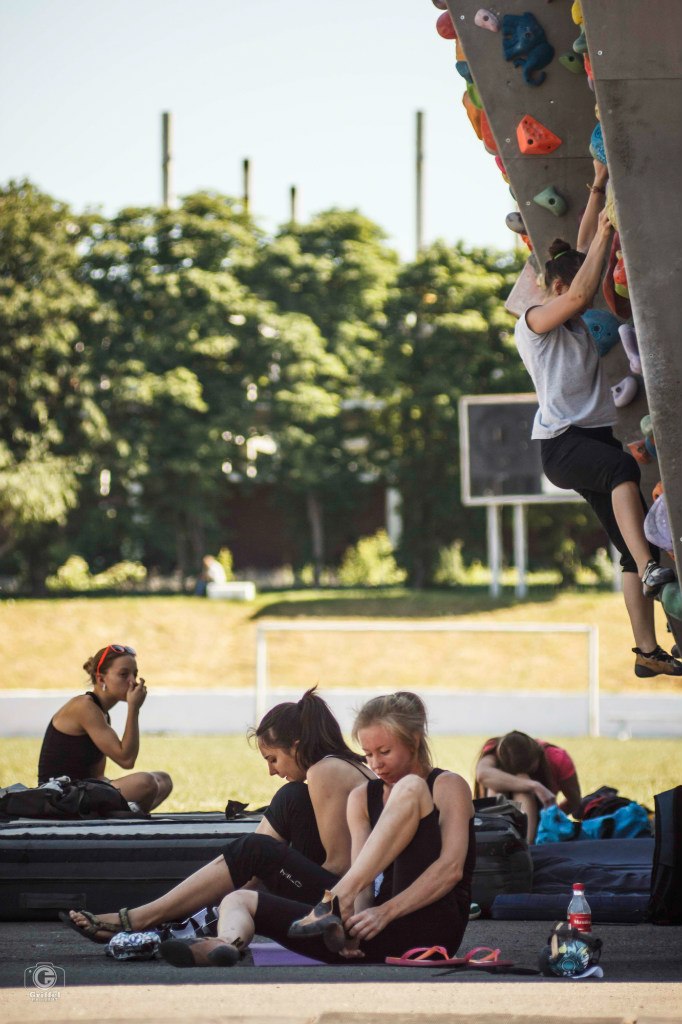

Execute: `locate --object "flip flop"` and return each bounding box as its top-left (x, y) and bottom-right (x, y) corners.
top-left (385, 945), bottom-right (461, 967)
top-left (59, 908), bottom-right (132, 945)
top-left (461, 946), bottom-right (517, 969)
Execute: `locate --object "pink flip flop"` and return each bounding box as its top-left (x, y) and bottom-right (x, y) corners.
top-left (385, 945), bottom-right (461, 967)
top-left (461, 945), bottom-right (516, 968)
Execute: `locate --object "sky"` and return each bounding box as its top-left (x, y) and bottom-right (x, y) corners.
top-left (0, 0), bottom-right (514, 258)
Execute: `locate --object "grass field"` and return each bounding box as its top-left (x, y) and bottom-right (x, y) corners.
top-left (1, 588), bottom-right (681, 693)
top-left (1, 733), bottom-right (679, 814)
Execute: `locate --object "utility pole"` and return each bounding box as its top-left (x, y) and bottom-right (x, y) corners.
top-left (289, 185), bottom-right (298, 226)
top-left (415, 110), bottom-right (424, 255)
top-left (161, 112), bottom-right (174, 208)
top-left (242, 158), bottom-right (251, 214)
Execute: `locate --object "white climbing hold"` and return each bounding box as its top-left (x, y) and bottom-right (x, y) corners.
top-left (474, 8), bottom-right (499, 31)
top-left (611, 375), bottom-right (639, 408)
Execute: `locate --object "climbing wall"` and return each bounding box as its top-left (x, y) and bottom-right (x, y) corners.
top-left (581, 0), bottom-right (682, 616)
top-left (432, 0), bottom-right (682, 641)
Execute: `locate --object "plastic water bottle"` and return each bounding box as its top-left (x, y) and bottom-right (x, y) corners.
top-left (567, 882), bottom-right (592, 932)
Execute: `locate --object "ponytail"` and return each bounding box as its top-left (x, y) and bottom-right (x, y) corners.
top-left (250, 686), bottom-right (362, 771)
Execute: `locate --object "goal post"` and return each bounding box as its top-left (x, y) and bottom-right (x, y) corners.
top-left (255, 620), bottom-right (600, 737)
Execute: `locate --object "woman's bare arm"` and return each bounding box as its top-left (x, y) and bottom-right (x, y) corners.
top-left (476, 754), bottom-right (555, 807)
top-left (577, 160), bottom-right (609, 253)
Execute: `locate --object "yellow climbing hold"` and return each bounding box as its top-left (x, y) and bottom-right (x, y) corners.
top-left (571, 0), bottom-right (583, 26)
top-left (605, 182), bottom-right (619, 231)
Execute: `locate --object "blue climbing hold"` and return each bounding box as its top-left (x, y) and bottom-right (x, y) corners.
top-left (455, 60), bottom-right (473, 83)
top-left (590, 123), bottom-right (606, 165)
top-left (502, 12), bottom-right (555, 86)
top-left (582, 308), bottom-right (621, 356)
top-left (573, 29), bottom-right (588, 54)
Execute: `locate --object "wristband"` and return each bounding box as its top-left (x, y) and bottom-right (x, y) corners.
top-left (587, 184), bottom-right (606, 194)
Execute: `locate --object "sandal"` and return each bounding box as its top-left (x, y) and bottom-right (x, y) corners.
top-left (287, 890), bottom-right (348, 953)
top-left (385, 945), bottom-right (462, 967)
top-left (463, 946), bottom-right (516, 968)
top-left (59, 908), bottom-right (133, 945)
top-left (158, 937), bottom-right (240, 968)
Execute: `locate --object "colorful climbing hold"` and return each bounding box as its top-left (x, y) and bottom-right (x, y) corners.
top-left (611, 376), bottom-right (638, 408)
top-left (475, 8), bottom-right (499, 32)
top-left (614, 251), bottom-right (629, 298)
top-left (590, 122), bottom-right (606, 164)
top-left (431, 0), bottom-right (448, 8)
top-left (455, 36), bottom-right (467, 61)
top-left (618, 323), bottom-right (642, 375)
top-left (582, 308), bottom-right (621, 356)
top-left (573, 29), bottom-right (588, 54)
top-left (604, 182), bottom-right (619, 231)
top-left (516, 115), bottom-right (562, 155)
top-left (495, 154), bottom-right (509, 181)
top-left (533, 185), bottom-right (567, 217)
top-left (571, 0), bottom-right (584, 26)
top-left (505, 212), bottom-right (526, 234)
top-left (645, 436), bottom-right (657, 459)
top-left (502, 12), bottom-right (555, 86)
top-left (661, 582), bottom-right (682, 622)
top-left (462, 91), bottom-right (483, 139)
top-left (640, 414), bottom-right (653, 439)
top-left (455, 60), bottom-right (473, 83)
top-left (559, 52), bottom-right (585, 73)
top-left (436, 10), bottom-right (457, 39)
top-left (652, 480), bottom-right (664, 502)
top-left (480, 110), bottom-right (498, 154)
top-left (583, 53), bottom-right (593, 81)
top-left (627, 440), bottom-right (651, 465)
top-left (466, 80), bottom-right (483, 110)
top-left (645, 495), bottom-right (673, 556)
top-left (603, 232), bottom-right (631, 320)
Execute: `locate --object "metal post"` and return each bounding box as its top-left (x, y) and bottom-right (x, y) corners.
top-left (487, 504), bottom-right (502, 598)
top-left (513, 503), bottom-right (527, 598)
top-left (242, 158), bottom-right (251, 214)
top-left (289, 185), bottom-right (298, 225)
top-left (609, 542), bottom-right (622, 592)
top-left (255, 626), bottom-right (268, 722)
top-left (415, 110), bottom-right (424, 255)
top-left (162, 112), bottom-right (174, 208)
top-left (588, 626), bottom-right (600, 737)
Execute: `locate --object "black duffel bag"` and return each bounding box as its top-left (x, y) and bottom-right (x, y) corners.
top-left (0, 777), bottom-right (146, 821)
top-left (472, 796), bottom-right (533, 913)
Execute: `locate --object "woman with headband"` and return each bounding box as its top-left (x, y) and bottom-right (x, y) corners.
top-left (37, 643), bottom-right (172, 811)
top-left (513, 161), bottom-right (680, 680)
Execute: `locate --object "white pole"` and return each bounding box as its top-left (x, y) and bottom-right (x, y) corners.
top-left (588, 626), bottom-right (600, 737)
top-left (255, 627), bottom-right (268, 723)
top-left (513, 503), bottom-right (527, 598)
top-left (610, 542), bottom-right (622, 592)
top-left (487, 504), bottom-right (502, 598)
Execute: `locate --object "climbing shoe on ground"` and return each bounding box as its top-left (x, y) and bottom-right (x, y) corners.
top-left (641, 559), bottom-right (676, 597)
top-left (633, 645), bottom-right (682, 678)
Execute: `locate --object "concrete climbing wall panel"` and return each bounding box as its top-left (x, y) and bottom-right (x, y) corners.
top-left (583, 0), bottom-right (682, 578)
top-left (445, 0), bottom-right (597, 260)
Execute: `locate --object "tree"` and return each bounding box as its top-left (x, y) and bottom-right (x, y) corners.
top-left (378, 241), bottom-right (527, 587)
top-left (0, 181), bottom-right (103, 590)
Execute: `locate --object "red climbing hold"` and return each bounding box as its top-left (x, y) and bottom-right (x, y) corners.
top-left (627, 440), bottom-right (651, 466)
top-left (516, 115), bottom-right (562, 155)
top-left (480, 110), bottom-right (498, 154)
top-left (494, 155), bottom-right (509, 181)
top-left (436, 10), bottom-right (457, 39)
top-left (614, 251), bottom-right (629, 298)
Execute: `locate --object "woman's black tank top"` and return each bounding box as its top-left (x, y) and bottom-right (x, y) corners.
top-left (37, 692), bottom-right (109, 784)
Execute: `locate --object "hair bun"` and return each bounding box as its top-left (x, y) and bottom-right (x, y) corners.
top-left (548, 238), bottom-right (572, 259)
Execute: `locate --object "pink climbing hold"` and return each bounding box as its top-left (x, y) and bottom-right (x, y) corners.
top-left (436, 10), bottom-right (457, 39)
top-left (618, 323), bottom-right (642, 375)
top-left (611, 376), bottom-right (638, 408)
top-left (475, 8), bottom-right (499, 32)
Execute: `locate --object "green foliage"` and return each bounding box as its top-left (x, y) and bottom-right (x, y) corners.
top-left (217, 547), bottom-right (235, 582)
top-left (45, 555), bottom-right (147, 591)
top-left (338, 529), bottom-right (406, 586)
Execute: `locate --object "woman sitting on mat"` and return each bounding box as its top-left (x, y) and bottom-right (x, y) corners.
top-left (158, 690), bottom-right (475, 968)
top-left (63, 687), bottom-right (374, 943)
top-left (38, 644), bottom-right (172, 813)
top-left (474, 730), bottom-right (582, 842)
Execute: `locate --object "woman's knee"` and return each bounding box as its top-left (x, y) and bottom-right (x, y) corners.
top-left (388, 774), bottom-right (431, 807)
top-left (219, 888), bottom-right (258, 916)
top-left (153, 771), bottom-right (173, 797)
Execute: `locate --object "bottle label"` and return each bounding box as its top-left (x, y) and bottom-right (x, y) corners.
top-left (569, 912), bottom-right (592, 932)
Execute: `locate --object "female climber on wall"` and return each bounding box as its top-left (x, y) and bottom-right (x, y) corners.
top-left (514, 160), bottom-right (681, 681)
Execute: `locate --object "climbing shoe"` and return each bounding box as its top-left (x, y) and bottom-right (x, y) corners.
top-left (633, 645), bottom-right (682, 678)
top-left (641, 559), bottom-right (676, 598)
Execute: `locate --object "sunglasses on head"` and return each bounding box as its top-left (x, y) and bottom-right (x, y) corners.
top-left (96, 644), bottom-right (137, 676)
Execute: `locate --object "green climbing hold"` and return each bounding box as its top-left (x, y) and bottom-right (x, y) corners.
top-left (662, 581), bottom-right (682, 622)
top-left (559, 52), bottom-right (584, 73)
top-left (640, 414), bottom-right (653, 438)
top-left (466, 81), bottom-right (483, 110)
top-left (573, 29), bottom-right (588, 54)
top-left (533, 186), bottom-right (567, 217)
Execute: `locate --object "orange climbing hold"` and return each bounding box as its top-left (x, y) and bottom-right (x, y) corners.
top-left (480, 110), bottom-right (498, 154)
top-left (455, 36), bottom-right (467, 61)
top-left (516, 115), bottom-right (562, 155)
top-left (520, 233), bottom-right (533, 252)
top-left (462, 91), bottom-right (482, 139)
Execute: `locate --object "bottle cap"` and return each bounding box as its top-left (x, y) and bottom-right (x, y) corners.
top-left (572, 882), bottom-right (585, 891)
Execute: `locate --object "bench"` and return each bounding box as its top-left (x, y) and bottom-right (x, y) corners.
top-left (206, 581), bottom-right (256, 601)
top-left (608, 713), bottom-right (682, 740)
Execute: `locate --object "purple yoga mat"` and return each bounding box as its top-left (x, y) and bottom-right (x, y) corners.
top-left (250, 942), bottom-right (326, 967)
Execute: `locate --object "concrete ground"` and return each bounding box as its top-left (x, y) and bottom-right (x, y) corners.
top-left (1, 919), bottom-right (681, 1023)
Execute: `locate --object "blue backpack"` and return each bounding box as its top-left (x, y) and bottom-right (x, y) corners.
top-left (536, 802), bottom-right (651, 845)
